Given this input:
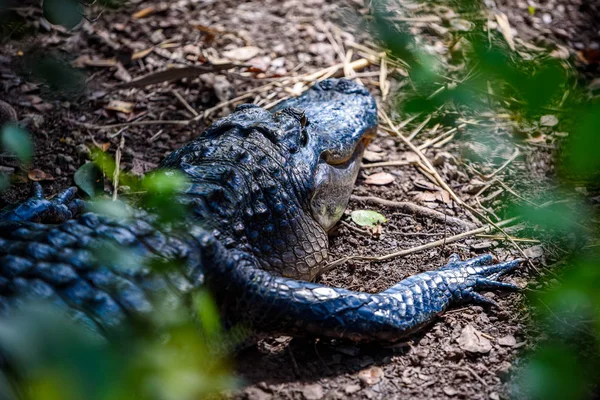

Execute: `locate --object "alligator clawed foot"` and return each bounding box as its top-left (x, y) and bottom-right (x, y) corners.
top-left (439, 254), bottom-right (523, 308)
top-left (0, 182), bottom-right (84, 223)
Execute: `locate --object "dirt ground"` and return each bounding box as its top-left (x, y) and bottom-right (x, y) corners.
top-left (0, 0), bottom-right (595, 399)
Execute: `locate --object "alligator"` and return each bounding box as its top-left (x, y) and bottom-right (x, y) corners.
top-left (0, 79), bottom-right (521, 343)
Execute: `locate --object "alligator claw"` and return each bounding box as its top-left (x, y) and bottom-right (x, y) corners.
top-left (439, 255), bottom-right (522, 307)
top-left (0, 183), bottom-right (84, 223)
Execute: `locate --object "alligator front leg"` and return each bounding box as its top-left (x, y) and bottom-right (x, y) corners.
top-left (0, 183), bottom-right (83, 223)
top-left (199, 232), bottom-right (521, 342)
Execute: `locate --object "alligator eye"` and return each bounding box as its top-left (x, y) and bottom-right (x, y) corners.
top-left (299, 127), bottom-right (309, 147)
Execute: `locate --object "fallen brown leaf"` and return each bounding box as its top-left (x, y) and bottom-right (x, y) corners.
top-left (223, 46), bottom-right (260, 62)
top-left (117, 63), bottom-right (237, 89)
top-left (364, 172), bottom-right (395, 185)
top-left (132, 48), bottom-right (154, 60)
top-left (96, 142), bottom-right (111, 152)
top-left (72, 55), bottom-right (117, 68)
top-left (457, 325), bottom-right (492, 354)
top-left (358, 366), bottom-right (384, 386)
top-left (132, 6), bottom-right (155, 20)
top-left (105, 100), bottom-right (134, 114)
top-left (28, 169), bottom-right (54, 181)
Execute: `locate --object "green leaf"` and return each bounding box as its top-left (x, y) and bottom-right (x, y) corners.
top-left (42, 0), bottom-right (83, 30)
top-left (1, 124), bottom-right (33, 164)
top-left (74, 162), bottom-right (104, 198)
top-left (194, 291), bottom-right (222, 338)
top-left (142, 170), bottom-right (188, 194)
top-left (351, 210), bottom-right (387, 228)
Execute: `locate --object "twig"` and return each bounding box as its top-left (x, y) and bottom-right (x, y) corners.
top-left (172, 89), bottom-right (199, 117)
top-left (361, 160), bottom-right (413, 169)
top-left (341, 220), bottom-right (370, 236)
top-left (73, 119), bottom-right (191, 130)
top-left (476, 234), bottom-right (540, 243)
top-left (197, 92), bottom-right (255, 121)
top-left (483, 149), bottom-right (519, 180)
top-left (379, 109), bottom-right (464, 205)
top-left (350, 216), bottom-right (519, 262)
top-left (351, 195), bottom-right (477, 230)
top-left (112, 135), bottom-right (125, 201)
top-left (379, 109), bottom-right (542, 273)
top-left (407, 115), bottom-right (431, 141)
top-left (464, 365), bottom-right (488, 387)
top-left (418, 124), bottom-right (464, 150)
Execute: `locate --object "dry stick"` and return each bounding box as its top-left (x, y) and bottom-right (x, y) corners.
top-left (74, 119), bottom-right (191, 130)
top-left (483, 149), bottom-right (519, 180)
top-left (495, 179), bottom-right (591, 233)
top-left (172, 89), bottom-right (199, 117)
top-left (323, 21), bottom-right (346, 64)
top-left (379, 55), bottom-right (389, 101)
top-left (80, 58), bottom-right (379, 132)
top-left (341, 220), bottom-right (370, 236)
top-left (380, 109), bottom-right (463, 204)
top-left (112, 135), bottom-right (125, 202)
top-left (418, 124), bottom-right (464, 150)
top-left (407, 114), bottom-right (431, 141)
top-left (196, 91), bottom-right (256, 121)
top-left (361, 160), bottom-right (414, 169)
top-left (351, 195), bottom-right (477, 230)
top-left (464, 365), bottom-right (489, 388)
top-left (351, 216), bottom-right (519, 262)
top-left (432, 132), bottom-right (456, 148)
top-left (379, 109), bottom-right (539, 273)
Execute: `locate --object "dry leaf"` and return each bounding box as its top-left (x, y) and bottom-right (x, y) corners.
top-left (28, 169), bottom-right (54, 181)
top-left (495, 12), bottom-right (515, 51)
top-left (550, 45), bottom-right (570, 60)
top-left (362, 150), bottom-right (385, 162)
top-left (497, 335), bottom-right (517, 347)
top-left (457, 325), bottom-right (492, 354)
top-left (540, 115), bottom-right (558, 127)
top-left (72, 55), bottom-right (117, 68)
top-left (413, 179), bottom-right (439, 191)
top-left (364, 172), bottom-right (395, 185)
top-left (401, 152), bottom-right (420, 163)
top-left (223, 46), bottom-right (260, 61)
top-left (105, 100), bottom-right (134, 114)
top-left (414, 190), bottom-right (452, 205)
top-left (96, 142), bottom-right (110, 152)
top-left (117, 64), bottom-right (236, 89)
top-left (132, 6), bottom-right (155, 19)
top-left (358, 366), bottom-right (384, 386)
top-left (132, 48), bottom-right (153, 60)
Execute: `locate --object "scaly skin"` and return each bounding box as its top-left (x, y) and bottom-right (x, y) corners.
top-left (0, 79), bottom-right (521, 342)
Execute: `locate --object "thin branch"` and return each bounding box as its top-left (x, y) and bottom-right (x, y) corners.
top-left (351, 195), bottom-right (477, 230)
top-left (172, 89), bottom-right (199, 117)
top-left (348, 216), bottom-right (520, 263)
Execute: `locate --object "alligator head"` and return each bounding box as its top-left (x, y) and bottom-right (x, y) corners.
top-left (271, 79), bottom-right (378, 231)
top-left (161, 79), bottom-right (378, 279)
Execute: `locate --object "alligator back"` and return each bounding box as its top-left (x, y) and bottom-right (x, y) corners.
top-left (0, 211), bottom-right (201, 334)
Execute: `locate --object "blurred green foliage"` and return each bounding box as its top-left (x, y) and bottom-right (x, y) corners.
top-left (370, 0), bottom-right (600, 397)
top-left (18, 52), bottom-right (87, 98)
top-left (1, 124), bottom-right (32, 165)
top-left (0, 0), bottom-right (125, 39)
top-left (0, 296), bottom-right (237, 400)
top-left (42, 0), bottom-right (83, 30)
top-left (0, 126), bottom-right (237, 398)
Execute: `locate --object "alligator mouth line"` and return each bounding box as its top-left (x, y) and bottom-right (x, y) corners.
top-left (324, 129), bottom-right (376, 166)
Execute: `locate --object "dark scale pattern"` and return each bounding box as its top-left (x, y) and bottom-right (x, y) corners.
top-left (0, 79), bottom-right (521, 343)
